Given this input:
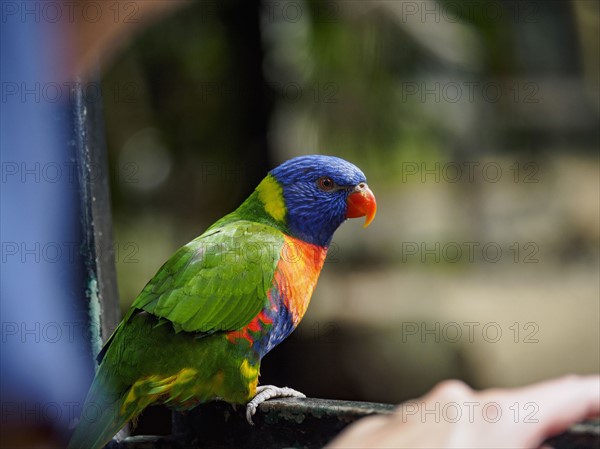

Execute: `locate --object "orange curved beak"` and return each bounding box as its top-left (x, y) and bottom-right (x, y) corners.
top-left (346, 183), bottom-right (377, 227)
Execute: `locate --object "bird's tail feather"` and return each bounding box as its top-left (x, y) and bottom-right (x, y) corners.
top-left (68, 365), bottom-right (201, 448)
top-left (67, 367), bottom-right (134, 449)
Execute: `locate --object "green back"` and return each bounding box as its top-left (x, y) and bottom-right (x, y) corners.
top-left (97, 183), bottom-right (288, 363)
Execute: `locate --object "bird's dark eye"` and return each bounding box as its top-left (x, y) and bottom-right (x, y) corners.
top-left (317, 176), bottom-right (336, 192)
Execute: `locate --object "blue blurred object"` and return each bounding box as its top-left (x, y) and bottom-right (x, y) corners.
top-left (1, 4), bottom-right (95, 443)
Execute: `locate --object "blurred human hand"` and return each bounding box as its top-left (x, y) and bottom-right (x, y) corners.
top-left (327, 375), bottom-right (599, 448)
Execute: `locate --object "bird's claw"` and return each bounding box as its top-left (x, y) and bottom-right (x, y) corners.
top-left (245, 385), bottom-right (306, 425)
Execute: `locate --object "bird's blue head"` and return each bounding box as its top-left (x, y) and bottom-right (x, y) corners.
top-left (256, 155), bottom-right (376, 247)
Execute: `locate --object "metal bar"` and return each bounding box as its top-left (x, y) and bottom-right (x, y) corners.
top-left (112, 398), bottom-right (598, 449)
top-left (180, 398), bottom-right (393, 449)
top-left (72, 72), bottom-right (121, 359)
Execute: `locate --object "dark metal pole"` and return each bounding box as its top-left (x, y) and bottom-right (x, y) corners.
top-left (72, 72), bottom-right (121, 359)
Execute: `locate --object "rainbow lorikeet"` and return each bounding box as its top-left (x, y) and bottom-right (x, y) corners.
top-left (68, 155), bottom-right (376, 449)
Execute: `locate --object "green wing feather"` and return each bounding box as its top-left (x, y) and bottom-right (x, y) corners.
top-left (125, 220), bottom-right (283, 334)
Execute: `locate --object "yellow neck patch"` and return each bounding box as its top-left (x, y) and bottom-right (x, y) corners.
top-left (256, 175), bottom-right (286, 222)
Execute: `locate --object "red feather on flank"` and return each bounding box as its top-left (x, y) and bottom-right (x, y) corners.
top-left (226, 310), bottom-right (273, 345)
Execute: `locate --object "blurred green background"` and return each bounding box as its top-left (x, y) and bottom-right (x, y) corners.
top-left (99, 0), bottom-right (598, 426)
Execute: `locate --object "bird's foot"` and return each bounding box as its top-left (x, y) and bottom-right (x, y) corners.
top-left (245, 385), bottom-right (306, 425)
